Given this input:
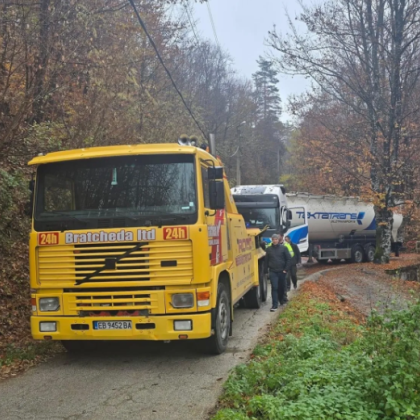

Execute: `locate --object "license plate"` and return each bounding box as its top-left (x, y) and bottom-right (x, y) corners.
top-left (93, 321), bottom-right (132, 330)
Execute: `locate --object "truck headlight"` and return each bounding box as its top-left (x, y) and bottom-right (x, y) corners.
top-left (39, 297), bottom-right (60, 312)
top-left (171, 293), bottom-right (194, 308)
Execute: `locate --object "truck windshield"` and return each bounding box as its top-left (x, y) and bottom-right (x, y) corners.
top-left (34, 154), bottom-right (197, 230)
top-left (239, 208), bottom-right (279, 229)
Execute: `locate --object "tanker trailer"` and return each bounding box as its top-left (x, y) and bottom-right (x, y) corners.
top-left (286, 193), bottom-right (403, 263)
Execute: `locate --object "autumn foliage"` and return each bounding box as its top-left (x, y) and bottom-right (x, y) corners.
top-left (0, 1), bottom-right (288, 361)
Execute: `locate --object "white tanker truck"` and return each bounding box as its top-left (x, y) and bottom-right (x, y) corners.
top-left (231, 185), bottom-right (403, 264)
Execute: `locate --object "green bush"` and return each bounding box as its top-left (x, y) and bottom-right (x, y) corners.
top-left (214, 298), bottom-right (420, 420)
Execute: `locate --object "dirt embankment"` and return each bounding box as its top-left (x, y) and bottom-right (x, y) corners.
top-left (302, 253), bottom-right (420, 316)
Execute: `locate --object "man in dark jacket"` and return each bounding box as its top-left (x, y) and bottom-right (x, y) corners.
top-left (285, 235), bottom-right (301, 290)
top-left (264, 233), bottom-right (292, 311)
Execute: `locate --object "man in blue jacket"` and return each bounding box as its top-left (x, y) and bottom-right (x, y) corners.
top-left (264, 233), bottom-right (292, 311)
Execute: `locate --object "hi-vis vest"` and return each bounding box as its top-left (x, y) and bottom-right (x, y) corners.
top-left (284, 242), bottom-right (294, 258)
top-left (266, 241), bottom-right (295, 258)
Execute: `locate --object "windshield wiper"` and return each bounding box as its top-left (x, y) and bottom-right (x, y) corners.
top-left (152, 215), bottom-right (188, 227)
top-left (123, 215), bottom-right (188, 227)
top-left (38, 212), bottom-right (88, 227)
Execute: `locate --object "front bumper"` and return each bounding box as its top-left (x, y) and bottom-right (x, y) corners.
top-left (31, 312), bottom-right (212, 341)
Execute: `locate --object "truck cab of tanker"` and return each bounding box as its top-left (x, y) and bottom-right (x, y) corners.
top-left (231, 185), bottom-right (309, 253)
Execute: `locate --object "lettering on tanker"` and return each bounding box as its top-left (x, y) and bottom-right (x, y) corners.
top-left (296, 211), bottom-right (366, 225)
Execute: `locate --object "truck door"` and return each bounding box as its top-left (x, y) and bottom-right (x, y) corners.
top-left (284, 205), bottom-right (309, 253)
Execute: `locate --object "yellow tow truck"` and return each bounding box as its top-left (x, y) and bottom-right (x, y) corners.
top-left (27, 138), bottom-right (267, 354)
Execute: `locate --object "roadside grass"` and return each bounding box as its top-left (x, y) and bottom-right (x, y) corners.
top-left (213, 281), bottom-right (420, 420)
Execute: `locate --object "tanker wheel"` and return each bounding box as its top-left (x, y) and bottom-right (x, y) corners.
top-left (351, 245), bottom-right (364, 263)
top-left (364, 245), bottom-right (375, 262)
top-left (244, 283), bottom-right (261, 309)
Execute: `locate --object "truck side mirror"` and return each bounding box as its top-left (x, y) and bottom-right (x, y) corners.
top-left (209, 180), bottom-right (225, 210)
top-left (208, 166), bottom-right (223, 180)
top-left (287, 210), bottom-right (293, 220)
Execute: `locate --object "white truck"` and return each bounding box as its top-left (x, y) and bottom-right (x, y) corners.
top-left (231, 186), bottom-right (403, 264)
top-left (230, 185), bottom-right (309, 253)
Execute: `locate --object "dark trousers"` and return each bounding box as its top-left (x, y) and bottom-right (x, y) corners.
top-left (269, 271), bottom-right (287, 308)
top-left (287, 265), bottom-right (298, 290)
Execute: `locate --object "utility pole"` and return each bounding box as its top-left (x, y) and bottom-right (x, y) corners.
top-left (236, 147), bottom-right (241, 185)
top-left (236, 128), bottom-right (241, 185)
top-left (209, 133), bottom-right (216, 156)
top-left (236, 122), bottom-right (246, 185)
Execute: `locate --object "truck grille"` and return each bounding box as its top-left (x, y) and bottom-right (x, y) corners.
top-left (74, 292), bottom-right (151, 309)
top-left (63, 287), bottom-right (165, 315)
top-left (38, 240), bottom-right (193, 285)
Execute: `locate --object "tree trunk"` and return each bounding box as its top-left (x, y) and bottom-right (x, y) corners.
top-left (32, 0), bottom-right (51, 123)
top-left (374, 206), bottom-right (394, 263)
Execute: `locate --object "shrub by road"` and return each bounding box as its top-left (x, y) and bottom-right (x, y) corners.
top-left (213, 281), bottom-right (420, 420)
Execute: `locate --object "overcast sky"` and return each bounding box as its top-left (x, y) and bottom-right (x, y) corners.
top-left (191, 0), bottom-right (311, 122)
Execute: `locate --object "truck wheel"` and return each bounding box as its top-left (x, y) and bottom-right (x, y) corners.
top-left (351, 245), bottom-right (364, 263)
top-left (364, 245), bottom-right (375, 262)
top-left (61, 340), bottom-right (96, 353)
top-left (259, 264), bottom-right (268, 302)
top-left (207, 282), bottom-right (231, 355)
top-left (244, 281), bottom-right (262, 309)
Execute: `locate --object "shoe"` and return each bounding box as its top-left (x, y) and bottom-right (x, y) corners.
top-left (293, 284), bottom-right (297, 290)
top-left (281, 299), bottom-right (289, 305)
top-left (270, 307), bottom-right (278, 312)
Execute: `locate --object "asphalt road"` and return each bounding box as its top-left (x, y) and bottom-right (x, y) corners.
top-left (0, 283), bottom-right (303, 420)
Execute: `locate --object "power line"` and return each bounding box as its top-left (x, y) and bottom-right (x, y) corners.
top-left (184, 3), bottom-right (200, 48)
top-left (127, 0), bottom-right (208, 140)
top-left (206, 1), bottom-right (221, 50)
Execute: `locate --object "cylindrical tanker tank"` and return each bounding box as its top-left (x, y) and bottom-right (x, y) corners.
top-left (286, 193), bottom-right (403, 263)
top-left (287, 193), bottom-right (402, 241)
top-left (287, 194), bottom-right (375, 240)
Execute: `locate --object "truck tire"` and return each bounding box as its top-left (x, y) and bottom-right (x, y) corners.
top-left (259, 264), bottom-right (268, 302)
top-left (364, 244), bottom-right (375, 262)
top-left (206, 282), bottom-right (231, 355)
top-left (61, 340), bottom-right (96, 353)
top-left (351, 245), bottom-right (364, 263)
top-left (244, 283), bottom-right (262, 309)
